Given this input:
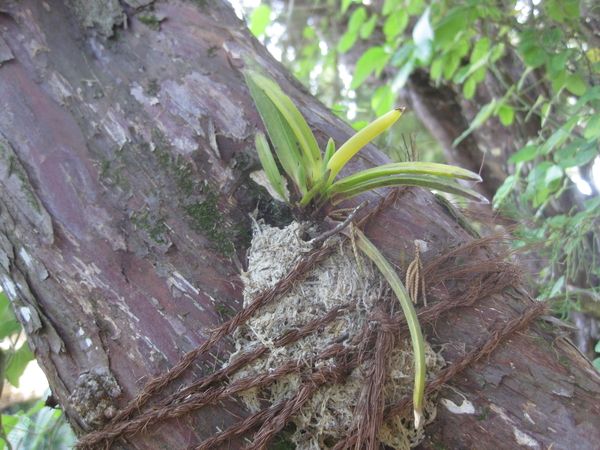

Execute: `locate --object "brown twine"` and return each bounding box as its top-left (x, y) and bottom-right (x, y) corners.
top-left (76, 192), bottom-right (536, 450)
top-left (351, 308), bottom-right (396, 450)
top-left (81, 243), bottom-right (334, 437)
top-left (77, 305), bottom-right (351, 448)
top-left (168, 304), bottom-right (352, 409)
top-left (335, 302), bottom-right (547, 449)
top-left (77, 192), bottom-right (396, 450)
top-left (244, 364), bottom-right (351, 450)
top-left (388, 302), bottom-right (547, 417)
top-left (195, 343), bottom-right (354, 450)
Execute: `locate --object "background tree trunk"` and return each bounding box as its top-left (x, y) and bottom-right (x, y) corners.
top-left (0, 1), bottom-right (598, 449)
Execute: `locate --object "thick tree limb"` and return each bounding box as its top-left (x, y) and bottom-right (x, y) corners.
top-left (0, 1), bottom-right (598, 449)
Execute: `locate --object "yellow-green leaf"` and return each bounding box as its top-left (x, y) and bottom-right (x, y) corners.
top-left (331, 162), bottom-right (482, 193)
top-left (246, 72), bottom-right (307, 194)
top-left (255, 132), bottom-right (288, 201)
top-left (328, 173), bottom-right (488, 204)
top-left (326, 108), bottom-right (404, 182)
top-left (247, 72), bottom-right (322, 184)
top-left (353, 229), bottom-right (426, 428)
top-left (249, 5), bottom-right (271, 37)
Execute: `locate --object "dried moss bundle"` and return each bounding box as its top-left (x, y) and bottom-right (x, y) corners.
top-left (229, 221), bottom-right (444, 449)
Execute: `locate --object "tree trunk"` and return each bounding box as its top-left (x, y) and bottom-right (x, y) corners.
top-left (0, 1), bottom-right (598, 449)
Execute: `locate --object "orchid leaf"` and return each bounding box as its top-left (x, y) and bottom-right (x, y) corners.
top-left (328, 174), bottom-right (488, 204)
top-left (255, 132), bottom-right (288, 201)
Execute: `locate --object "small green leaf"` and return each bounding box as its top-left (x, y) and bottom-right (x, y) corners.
top-left (550, 51), bottom-right (569, 74)
top-left (453, 100), bottom-right (497, 146)
top-left (6, 343), bottom-right (35, 388)
top-left (383, 10), bottom-right (409, 41)
top-left (371, 85), bottom-right (395, 117)
top-left (555, 141), bottom-right (598, 168)
top-left (382, 0), bottom-right (397, 15)
top-left (302, 26), bottom-right (316, 39)
top-left (463, 77), bottom-right (477, 99)
top-left (545, 0), bottom-right (579, 22)
top-left (407, 0), bottom-right (426, 15)
top-left (584, 114), bottom-right (600, 140)
top-left (551, 70), bottom-right (567, 93)
top-left (595, 341), bottom-right (600, 353)
top-left (341, 0), bottom-right (355, 14)
top-left (249, 5), bottom-right (271, 37)
top-left (574, 86), bottom-right (600, 109)
top-left (540, 116), bottom-right (578, 155)
top-left (544, 164), bottom-right (564, 187)
top-left (348, 6), bottom-right (367, 31)
top-left (541, 102), bottom-right (552, 127)
top-left (337, 31), bottom-right (358, 53)
top-left (434, 7), bottom-right (469, 48)
top-left (490, 43), bottom-right (505, 62)
top-left (498, 104), bottom-right (515, 126)
top-left (351, 46), bottom-right (390, 89)
top-left (351, 120), bottom-right (369, 131)
top-left (471, 37), bottom-right (490, 63)
top-left (472, 66), bottom-right (487, 83)
top-left (430, 57), bottom-right (443, 81)
top-left (509, 145), bottom-right (538, 164)
top-left (360, 14), bottom-right (378, 39)
top-left (443, 52), bottom-right (461, 79)
top-left (549, 275), bottom-right (565, 298)
top-left (255, 132), bottom-right (288, 201)
top-left (493, 174), bottom-right (516, 209)
top-left (565, 74), bottom-right (587, 96)
top-left (520, 45), bottom-right (546, 68)
top-left (593, 358), bottom-right (600, 371)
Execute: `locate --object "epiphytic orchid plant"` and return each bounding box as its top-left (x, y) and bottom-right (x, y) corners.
top-left (246, 70), bottom-right (486, 428)
top-left (246, 71), bottom-right (486, 209)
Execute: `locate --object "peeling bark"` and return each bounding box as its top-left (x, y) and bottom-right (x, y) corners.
top-left (0, 1), bottom-right (598, 449)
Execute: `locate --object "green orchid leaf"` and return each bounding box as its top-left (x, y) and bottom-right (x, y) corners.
top-left (326, 108), bottom-right (405, 183)
top-left (323, 137), bottom-right (336, 167)
top-left (353, 228), bottom-right (426, 428)
top-left (246, 73), bottom-right (308, 195)
top-left (255, 132), bottom-right (289, 201)
top-left (246, 71), bottom-right (322, 185)
top-left (328, 174), bottom-right (488, 204)
top-left (332, 162), bottom-right (482, 192)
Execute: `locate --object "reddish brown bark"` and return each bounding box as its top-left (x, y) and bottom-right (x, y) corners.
top-left (0, 1), bottom-right (598, 449)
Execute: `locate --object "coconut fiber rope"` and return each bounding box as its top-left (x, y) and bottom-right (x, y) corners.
top-left (77, 192), bottom-right (396, 449)
top-left (76, 190), bottom-right (544, 450)
top-left (333, 301), bottom-right (547, 450)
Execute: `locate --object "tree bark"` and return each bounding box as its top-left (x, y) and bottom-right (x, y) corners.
top-left (0, 1), bottom-right (598, 449)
